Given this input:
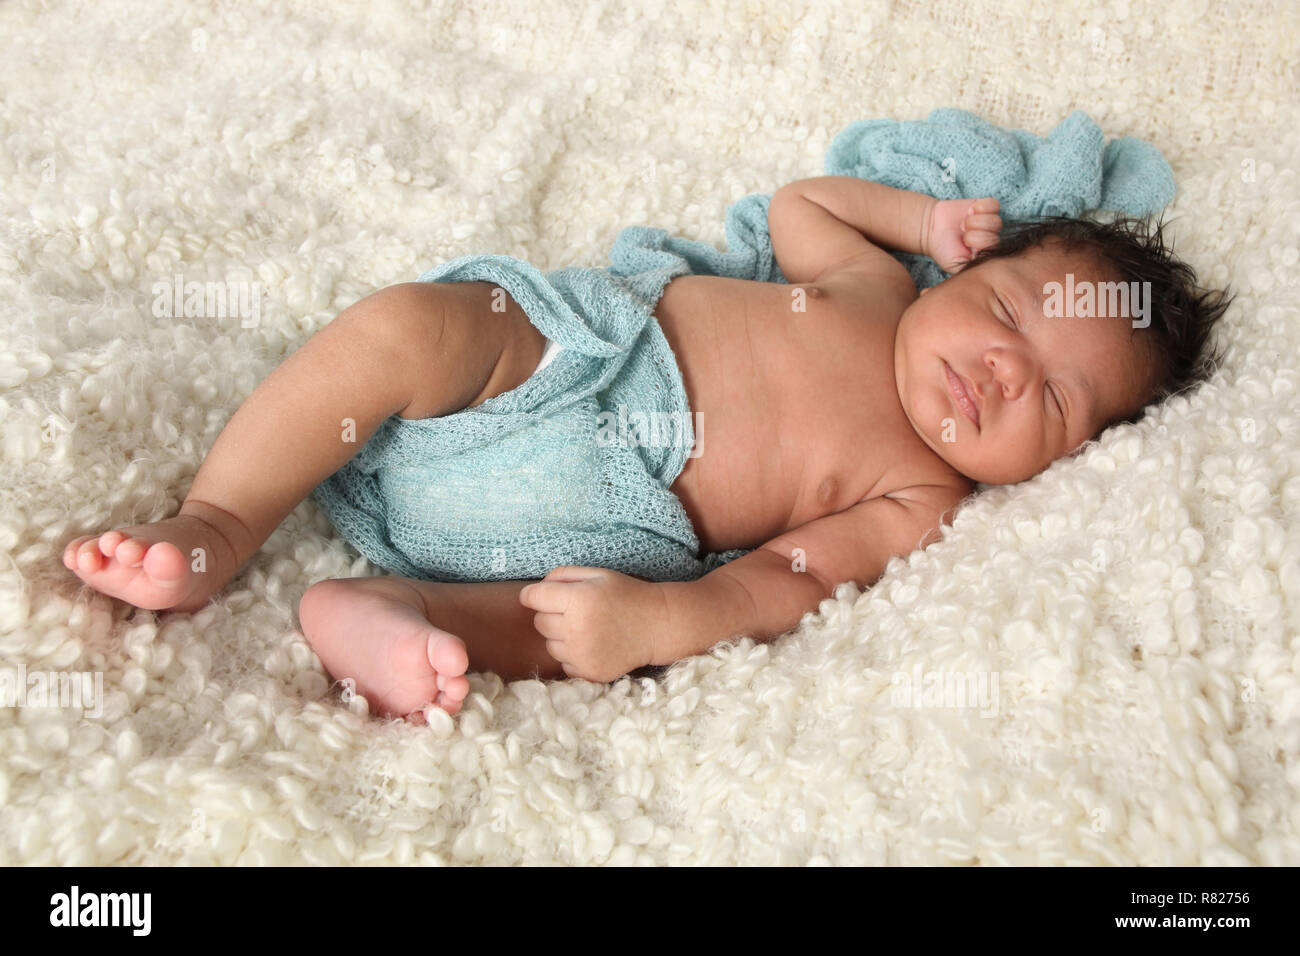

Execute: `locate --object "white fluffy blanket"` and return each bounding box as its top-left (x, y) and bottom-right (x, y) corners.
top-left (2, 0), bottom-right (1298, 865)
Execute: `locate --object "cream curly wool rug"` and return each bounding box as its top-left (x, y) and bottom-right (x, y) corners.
top-left (2, 0), bottom-right (1298, 865)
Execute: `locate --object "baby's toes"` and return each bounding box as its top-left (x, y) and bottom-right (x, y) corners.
top-left (427, 630), bottom-right (469, 678)
top-left (432, 683), bottom-right (469, 716)
top-left (63, 537), bottom-right (90, 568)
top-left (111, 535), bottom-right (149, 568)
top-left (139, 540), bottom-right (188, 582)
top-left (436, 672), bottom-right (471, 704)
top-left (73, 537), bottom-right (107, 572)
top-left (96, 530), bottom-right (126, 555)
top-left (434, 692), bottom-right (466, 716)
top-left (423, 632), bottom-right (470, 717)
top-left (97, 530), bottom-right (148, 569)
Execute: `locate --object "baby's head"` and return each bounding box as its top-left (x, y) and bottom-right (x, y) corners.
top-left (893, 214), bottom-right (1233, 485)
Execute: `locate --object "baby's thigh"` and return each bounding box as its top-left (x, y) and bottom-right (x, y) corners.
top-left (394, 280), bottom-right (547, 419)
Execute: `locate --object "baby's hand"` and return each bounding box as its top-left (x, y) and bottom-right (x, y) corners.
top-left (519, 566), bottom-right (666, 683)
top-left (923, 197), bottom-right (1002, 274)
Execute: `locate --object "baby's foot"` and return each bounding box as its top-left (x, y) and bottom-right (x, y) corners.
top-left (62, 514), bottom-right (239, 612)
top-left (298, 576), bottom-right (471, 719)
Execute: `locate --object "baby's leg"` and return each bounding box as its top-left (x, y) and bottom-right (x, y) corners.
top-left (63, 281), bottom-right (545, 611)
top-left (298, 574), bottom-right (565, 719)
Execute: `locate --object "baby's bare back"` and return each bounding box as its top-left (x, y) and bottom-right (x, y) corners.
top-left (654, 267), bottom-right (970, 555)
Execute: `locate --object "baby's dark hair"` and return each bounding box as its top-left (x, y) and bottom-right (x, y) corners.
top-left (961, 212), bottom-right (1233, 433)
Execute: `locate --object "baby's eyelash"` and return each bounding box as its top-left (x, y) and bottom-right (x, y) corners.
top-left (997, 296), bottom-right (1016, 326)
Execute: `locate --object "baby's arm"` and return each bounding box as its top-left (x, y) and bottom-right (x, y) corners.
top-left (770, 177), bottom-right (1000, 281)
top-left (652, 493), bottom-right (952, 666)
top-left (517, 492), bottom-right (959, 681)
top-left (772, 176), bottom-right (937, 264)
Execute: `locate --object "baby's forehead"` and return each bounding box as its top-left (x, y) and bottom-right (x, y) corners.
top-left (986, 243), bottom-right (1154, 398)
top-left (1002, 241), bottom-right (1117, 283)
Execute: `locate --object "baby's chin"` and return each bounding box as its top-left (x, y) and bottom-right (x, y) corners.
top-left (966, 457), bottom-right (1048, 486)
top-left (903, 396), bottom-right (1046, 485)
top-left (934, 442), bottom-right (1043, 486)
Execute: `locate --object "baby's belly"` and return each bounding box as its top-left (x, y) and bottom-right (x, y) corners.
top-left (654, 279), bottom-right (863, 552)
top-left (666, 404), bottom-right (787, 553)
top-left (667, 389), bottom-right (894, 553)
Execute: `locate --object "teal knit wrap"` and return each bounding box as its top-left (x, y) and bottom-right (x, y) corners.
top-left (311, 253), bottom-right (751, 583)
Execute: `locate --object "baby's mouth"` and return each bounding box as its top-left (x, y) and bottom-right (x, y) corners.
top-left (944, 361), bottom-right (980, 428)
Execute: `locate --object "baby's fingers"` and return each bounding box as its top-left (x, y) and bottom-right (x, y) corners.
top-left (545, 638), bottom-right (576, 670)
top-left (964, 213), bottom-right (1001, 233)
top-left (964, 229), bottom-right (1000, 251)
top-left (967, 197), bottom-right (1000, 213)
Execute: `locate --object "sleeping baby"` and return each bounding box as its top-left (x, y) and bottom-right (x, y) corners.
top-left (61, 177), bottom-right (1231, 722)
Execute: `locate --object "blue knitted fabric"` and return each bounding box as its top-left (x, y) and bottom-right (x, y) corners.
top-left (608, 108), bottom-right (1175, 291)
top-left (311, 253), bottom-right (752, 583)
top-left (312, 109), bottom-right (1174, 584)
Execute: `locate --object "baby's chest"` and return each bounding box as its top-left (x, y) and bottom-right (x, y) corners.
top-left (758, 289), bottom-right (957, 495)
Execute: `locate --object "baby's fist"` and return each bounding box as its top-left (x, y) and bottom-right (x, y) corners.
top-left (519, 566), bottom-right (665, 683)
top-left (924, 197), bottom-right (1002, 274)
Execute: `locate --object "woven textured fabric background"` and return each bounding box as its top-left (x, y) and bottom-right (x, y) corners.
top-left (0, 0), bottom-right (1297, 864)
